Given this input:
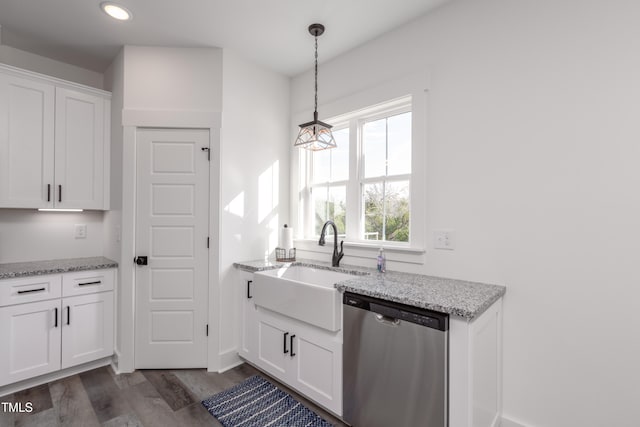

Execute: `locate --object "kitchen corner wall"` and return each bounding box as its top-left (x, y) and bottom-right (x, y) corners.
top-left (291, 0), bottom-right (640, 426)
top-left (219, 49), bottom-right (290, 368)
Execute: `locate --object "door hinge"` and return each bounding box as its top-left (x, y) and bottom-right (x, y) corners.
top-left (201, 147), bottom-right (210, 161)
top-left (207, 237), bottom-right (210, 248)
top-left (206, 324), bottom-right (209, 336)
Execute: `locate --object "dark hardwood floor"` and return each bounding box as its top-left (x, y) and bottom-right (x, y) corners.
top-left (0, 363), bottom-right (348, 427)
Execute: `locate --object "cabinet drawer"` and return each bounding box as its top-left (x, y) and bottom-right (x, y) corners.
top-left (62, 269), bottom-right (114, 297)
top-left (0, 275), bottom-right (62, 307)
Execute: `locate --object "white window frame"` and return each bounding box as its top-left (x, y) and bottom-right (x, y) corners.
top-left (292, 75), bottom-right (427, 263)
top-left (356, 104), bottom-right (412, 244)
top-left (308, 123), bottom-right (350, 239)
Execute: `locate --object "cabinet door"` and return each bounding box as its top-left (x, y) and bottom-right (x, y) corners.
top-left (255, 309), bottom-right (290, 380)
top-left (289, 327), bottom-right (343, 415)
top-left (54, 87), bottom-right (105, 209)
top-left (0, 73), bottom-right (55, 208)
top-left (61, 292), bottom-right (114, 369)
top-left (239, 272), bottom-right (258, 362)
top-left (0, 299), bottom-right (61, 386)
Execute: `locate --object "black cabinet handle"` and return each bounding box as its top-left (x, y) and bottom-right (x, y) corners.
top-left (283, 332), bottom-right (289, 354)
top-left (79, 281), bottom-right (101, 286)
top-left (18, 288), bottom-right (46, 294)
top-left (247, 280), bottom-right (253, 299)
top-left (290, 335), bottom-right (296, 357)
top-left (54, 307), bottom-right (58, 328)
top-left (58, 185), bottom-right (62, 203)
top-left (47, 184), bottom-right (51, 202)
top-left (66, 306), bottom-right (70, 325)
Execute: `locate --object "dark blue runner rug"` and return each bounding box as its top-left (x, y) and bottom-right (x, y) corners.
top-left (201, 375), bottom-right (334, 427)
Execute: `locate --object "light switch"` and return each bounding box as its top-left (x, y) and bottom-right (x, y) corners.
top-left (74, 224), bottom-right (87, 239)
top-left (433, 230), bottom-right (455, 250)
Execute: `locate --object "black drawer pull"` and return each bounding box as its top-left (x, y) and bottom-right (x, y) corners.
top-left (290, 334), bottom-right (296, 357)
top-left (67, 306), bottom-right (70, 325)
top-left (283, 332), bottom-right (289, 354)
top-left (247, 280), bottom-right (253, 299)
top-left (58, 185), bottom-right (62, 203)
top-left (17, 288), bottom-right (46, 294)
top-left (54, 307), bottom-right (58, 328)
top-left (79, 281), bottom-right (101, 286)
top-left (47, 184), bottom-right (51, 202)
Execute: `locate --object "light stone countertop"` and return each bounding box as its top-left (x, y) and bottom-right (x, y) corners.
top-left (234, 259), bottom-right (505, 319)
top-left (0, 257), bottom-right (118, 280)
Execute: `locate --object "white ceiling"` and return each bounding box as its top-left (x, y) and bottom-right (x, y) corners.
top-left (0, 0), bottom-right (447, 76)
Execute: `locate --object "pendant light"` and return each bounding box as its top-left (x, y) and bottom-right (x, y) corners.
top-left (294, 23), bottom-right (336, 151)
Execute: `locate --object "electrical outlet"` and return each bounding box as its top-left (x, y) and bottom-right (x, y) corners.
top-left (74, 224), bottom-right (87, 239)
top-left (433, 230), bottom-right (455, 250)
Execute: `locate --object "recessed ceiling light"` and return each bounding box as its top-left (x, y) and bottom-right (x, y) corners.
top-left (100, 2), bottom-right (132, 21)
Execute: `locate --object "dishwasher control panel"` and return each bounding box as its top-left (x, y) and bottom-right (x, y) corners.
top-left (343, 292), bottom-right (448, 331)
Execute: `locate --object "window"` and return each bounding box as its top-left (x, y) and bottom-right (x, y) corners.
top-left (311, 127), bottom-right (349, 238)
top-left (362, 111), bottom-right (411, 242)
top-left (300, 96), bottom-right (417, 246)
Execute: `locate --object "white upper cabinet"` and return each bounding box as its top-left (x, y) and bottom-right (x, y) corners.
top-left (0, 73), bottom-right (55, 208)
top-left (54, 87), bottom-right (108, 209)
top-left (0, 64), bottom-right (111, 210)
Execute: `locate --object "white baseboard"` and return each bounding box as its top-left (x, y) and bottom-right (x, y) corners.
top-left (0, 357), bottom-right (112, 397)
top-left (217, 349), bottom-right (242, 373)
top-left (501, 415), bottom-right (529, 427)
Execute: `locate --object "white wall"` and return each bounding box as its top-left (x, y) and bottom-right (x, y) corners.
top-left (123, 46), bottom-right (222, 112)
top-left (219, 49), bottom-right (290, 367)
top-left (0, 210), bottom-right (104, 263)
top-left (103, 48), bottom-right (124, 356)
top-left (0, 44), bottom-right (104, 89)
top-left (291, 0), bottom-right (640, 426)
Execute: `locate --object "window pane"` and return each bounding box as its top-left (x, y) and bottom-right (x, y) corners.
top-left (313, 186), bottom-right (328, 236)
top-left (385, 180), bottom-right (410, 242)
top-left (328, 186), bottom-right (347, 237)
top-left (363, 182), bottom-right (384, 241)
top-left (331, 128), bottom-right (350, 182)
top-left (363, 119), bottom-right (386, 178)
top-left (312, 149), bottom-right (330, 184)
top-left (387, 112), bottom-right (412, 176)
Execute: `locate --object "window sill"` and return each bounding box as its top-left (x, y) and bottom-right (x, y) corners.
top-left (293, 239), bottom-right (425, 264)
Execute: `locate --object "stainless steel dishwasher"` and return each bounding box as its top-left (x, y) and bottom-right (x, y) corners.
top-left (343, 292), bottom-right (448, 427)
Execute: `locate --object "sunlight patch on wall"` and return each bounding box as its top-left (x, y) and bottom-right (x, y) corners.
top-left (224, 191), bottom-right (245, 218)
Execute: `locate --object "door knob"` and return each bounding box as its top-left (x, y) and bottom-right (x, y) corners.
top-left (134, 256), bottom-right (148, 266)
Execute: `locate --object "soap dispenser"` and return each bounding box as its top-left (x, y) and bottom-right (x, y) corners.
top-left (377, 248), bottom-right (386, 273)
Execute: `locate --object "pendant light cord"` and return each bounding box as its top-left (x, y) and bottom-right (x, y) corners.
top-left (314, 34), bottom-right (318, 116)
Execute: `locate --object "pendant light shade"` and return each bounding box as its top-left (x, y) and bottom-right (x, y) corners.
top-left (294, 23), bottom-right (336, 151)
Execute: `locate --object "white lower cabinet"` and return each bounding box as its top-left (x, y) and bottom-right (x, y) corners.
top-left (0, 269), bottom-right (115, 388)
top-left (239, 271), bottom-right (343, 416)
top-left (254, 308), bottom-right (342, 416)
top-left (0, 299), bottom-right (62, 385)
top-left (239, 271), bottom-right (257, 360)
top-left (61, 292), bottom-right (114, 369)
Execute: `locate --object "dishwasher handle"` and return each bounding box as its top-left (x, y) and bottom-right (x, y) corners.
top-left (375, 313), bottom-right (400, 326)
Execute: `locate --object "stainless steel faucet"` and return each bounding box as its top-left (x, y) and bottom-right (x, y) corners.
top-left (318, 220), bottom-right (344, 267)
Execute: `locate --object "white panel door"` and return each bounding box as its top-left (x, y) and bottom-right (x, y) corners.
top-left (135, 128), bottom-right (210, 368)
top-left (54, 87), bottom-right (104, 209)
top-left (0, 299), bottom-right (61, 386)
top-left (61, 292), bottom-right (114, 369)
top-left (0, 74), bottom-right (55, 208)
